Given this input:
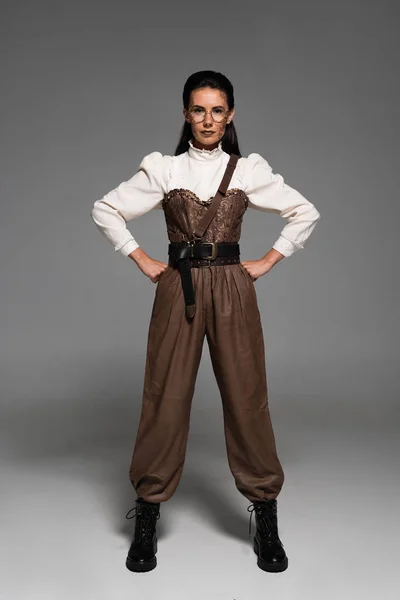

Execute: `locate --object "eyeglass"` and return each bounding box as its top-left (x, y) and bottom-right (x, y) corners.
top-left (187, 106), bottom-right (231, 123)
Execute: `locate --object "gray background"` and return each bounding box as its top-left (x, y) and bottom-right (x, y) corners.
top-left (1, 0), bottom-right (398, 598)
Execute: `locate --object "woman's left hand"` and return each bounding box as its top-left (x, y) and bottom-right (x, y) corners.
top-left (240, 260), bottom-right (271, 281)
top-left (241, 250), bottom-right (285, 281)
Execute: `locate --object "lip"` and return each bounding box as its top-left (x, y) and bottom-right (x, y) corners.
top-left (201, 131), bottom-right (214, 135)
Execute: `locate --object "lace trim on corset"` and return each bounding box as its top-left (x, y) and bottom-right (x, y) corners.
top-left (162, 187), bottom-right (249, 208)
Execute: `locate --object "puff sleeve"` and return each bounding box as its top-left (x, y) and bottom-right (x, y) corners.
top-left (91, 152), bottom-right (172, 257)
top-left (243, 153), bottom-right (321, 257)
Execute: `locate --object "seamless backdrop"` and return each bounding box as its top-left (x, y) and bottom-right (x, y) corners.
top-left (1, 1), bottom-right (398, 599)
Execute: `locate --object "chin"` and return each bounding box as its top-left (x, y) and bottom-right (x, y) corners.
top-left (194, 133), bottom-right (221, 147)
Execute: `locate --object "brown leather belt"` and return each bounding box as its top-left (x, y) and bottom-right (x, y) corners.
top-left (168, 241), bottom-right (240, 320)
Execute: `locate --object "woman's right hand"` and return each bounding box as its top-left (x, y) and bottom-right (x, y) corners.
top-left (128, 248), bottom-right (168, 283)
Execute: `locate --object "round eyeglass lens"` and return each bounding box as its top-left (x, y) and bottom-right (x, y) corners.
top-left (190, 108), bottom-right (228, 123)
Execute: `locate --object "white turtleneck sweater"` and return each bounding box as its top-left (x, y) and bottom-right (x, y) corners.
top-left (91, 139), bottom-right (321, 258)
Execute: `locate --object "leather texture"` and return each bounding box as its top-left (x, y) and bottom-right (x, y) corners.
top-left (125, 498), bottom-right (160, 572)
top-left (248, 499), bottom-right (288, 572)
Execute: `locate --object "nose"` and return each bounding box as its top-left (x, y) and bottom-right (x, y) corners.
top-left (203, 110), bottom-right (213, 126)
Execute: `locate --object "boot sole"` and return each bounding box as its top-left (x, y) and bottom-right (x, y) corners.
top-left (126, 555), bottom-right (157, 572)
top-left (125, 538), bottom-right (158, 573)
top-left (253, 537), bottom-right (288, 572)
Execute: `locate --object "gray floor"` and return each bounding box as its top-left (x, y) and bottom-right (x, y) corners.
top-left (1, 356), bottom-right (398, 600)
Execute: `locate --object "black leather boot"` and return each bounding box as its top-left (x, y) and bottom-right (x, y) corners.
top-left (247, 499), bottom-right (288, 572)
top-left (125, 497), bottom-right (160, 572)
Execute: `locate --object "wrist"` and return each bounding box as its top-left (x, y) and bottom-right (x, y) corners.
top-left (128, 247), bottom-right (148, 265)
top-left (261, 249), bottom-right (285, 268)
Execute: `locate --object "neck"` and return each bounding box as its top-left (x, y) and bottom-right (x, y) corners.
top-left (191, 137), bottom-right (220, 152)
top-left (187, 137), bottom-right (224, 162)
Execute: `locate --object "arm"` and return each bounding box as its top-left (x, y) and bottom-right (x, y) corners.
top-left (243, 153), bottom-right (321, 270)
top-left (90, 152), bottom-right (171, 262)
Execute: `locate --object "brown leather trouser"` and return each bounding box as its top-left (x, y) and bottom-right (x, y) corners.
top-left (128, 263), bottom-right (284, 504)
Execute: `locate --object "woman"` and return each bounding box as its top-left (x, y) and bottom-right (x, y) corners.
top-left (91, 70), bottom-right (321, 574)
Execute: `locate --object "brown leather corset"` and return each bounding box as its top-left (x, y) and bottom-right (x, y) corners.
top-left (161, 187), bottom-right (249, 243)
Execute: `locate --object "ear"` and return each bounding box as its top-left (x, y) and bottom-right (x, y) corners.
top-left (227, 107), bottom-right (235, 124)
top-left (183, 107), bottom-right (190, 123)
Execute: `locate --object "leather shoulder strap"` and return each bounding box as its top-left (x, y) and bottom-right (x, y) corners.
top-left (192, 153), bottom-right (240, 240)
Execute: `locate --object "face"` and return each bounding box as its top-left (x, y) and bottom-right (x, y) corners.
top-left (183, 87), bottom-right (235, 150)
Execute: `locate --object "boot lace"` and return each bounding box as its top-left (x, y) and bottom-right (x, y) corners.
top-left (247, 499), bottom-right (282, 543)
top-left (125, 502), bottom-right (160, 545)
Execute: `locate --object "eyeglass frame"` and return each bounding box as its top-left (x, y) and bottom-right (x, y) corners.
top-left (186, 106), bottom-right (233, 123)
